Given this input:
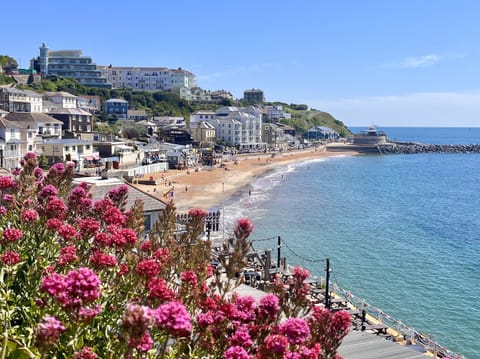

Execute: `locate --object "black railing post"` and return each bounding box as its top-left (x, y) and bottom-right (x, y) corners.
top-left (277, 236), bottom-right (281, 269)
top-left (325, 258), bottom-right (330, 309)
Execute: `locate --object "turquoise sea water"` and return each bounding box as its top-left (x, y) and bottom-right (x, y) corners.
top-left (222, 127), bottom-right (480, 359)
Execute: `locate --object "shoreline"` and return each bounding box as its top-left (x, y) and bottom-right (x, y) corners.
top-left (131, 147), bottom-right (361, 212)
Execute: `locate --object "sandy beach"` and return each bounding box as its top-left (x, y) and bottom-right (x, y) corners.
top-left (132, 147), bottom-right (360, 212)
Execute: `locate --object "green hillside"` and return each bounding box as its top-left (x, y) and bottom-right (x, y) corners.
top-left (272, 103), bottom-right (352, 137)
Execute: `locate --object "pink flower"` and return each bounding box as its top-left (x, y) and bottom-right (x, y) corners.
top-left (121, 228), bottom-right (137, 245)
top-left (147, 277), bottom-right (176, 301)
top-left (188, 207), bottom-right (208, 219)
top-left (0, 176), bottom-right (16, 189)
top-left (223, 346), bottom-right (251, 359)
top-left (78, 305), bottom-right (102, 322)
top-left (68, 186), bottom-right (90, 211)
top-left (72, 347), bottom-right (97, 359)
top-left (93, 198), bottom-right (114, 213)
top-left (129, 331), bottom-right (153, 352)
top-left (102, 207), bottom-right (125, 226)
top-left (21, 208), bottom-right (39, 222)
top-left (63, 267), bottom-right (102, 308)
top-left (23, 152), bottom-right (38, 162)
top-left (33, 167), bottom-right (44, 179)
top-left (234, 296), bottom-right (256, 322)
top-left (45, 197), bottom-right (68, 219)
top-left (181, 270), bottom-right (198, 287)
top-left (153, 248), bottom-right (170, 262)
top-left (153, 301), bottom-right (192, 337)
top-left (38, 184), bottom-right (58, 199)
top-left (2, 194), bottom-right (14, 203)
top-left (49, 163), bottom-right (66, 176)
top-left (122, 303), bottom-right (154, 338)
top-left (118, 263), bottom-right (129, 276)
top-left (107, 184), bottom-right (129, 206)
top-left (293, 266), bottom-right (310, 282)
top-left (140, 241), bottom-right (151, 251)
top-left (136, 259), bottom-right (161, 278)
top-left (230, 325), bottom-right (253, 347)
top-left (234, 218), bottom-right (254, 237)
top-left (279, 318), bottom-right (311, 345)
top-left (2, 228), bottom-right (23, 242)
top-left (258, 294), bottom-right (280, 319)
top-left (34, 316), bottom-right (65, 348)
top-left (0, 206), bottom-right (7, 216)
top-left (94, 232), bottom-right (112, 246)
top-left (1, 250), bottom-right (21, 265)
top-left (90, 250), bottom-right (117, 268)
top-left (58, 223), bottom-right (79, 241)
top-left (40, 273), bottom-right (66, 298)
top-left (196, 312), bottom-right (214, 328)
top-left (265, 334), bottom-right (289, 355)
top-left (78, 218), bottom-right (101, 236)
top-left (46, 218), bottom-right (63, 230)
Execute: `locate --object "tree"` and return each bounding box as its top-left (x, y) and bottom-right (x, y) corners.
top-left (0, 55), bottom-right (18, 72)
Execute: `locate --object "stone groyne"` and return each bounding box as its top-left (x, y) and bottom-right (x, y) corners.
top-left (378, 142), bottom-right (480, 154)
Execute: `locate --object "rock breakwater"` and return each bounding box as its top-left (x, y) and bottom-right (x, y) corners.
top-left (378, 142), bottom-right (480, 154)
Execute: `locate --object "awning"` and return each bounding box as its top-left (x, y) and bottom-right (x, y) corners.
top-left (85, 157), bottom-right (93, 161)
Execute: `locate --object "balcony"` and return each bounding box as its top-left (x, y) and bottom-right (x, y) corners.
top-left (2, 150), bottom-right (21, 159)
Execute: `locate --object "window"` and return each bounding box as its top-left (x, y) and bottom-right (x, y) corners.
top-left (144, 214), bottom-right (152, 231)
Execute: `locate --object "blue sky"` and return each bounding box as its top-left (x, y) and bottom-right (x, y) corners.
top-left (3, 0), bottom-right (480, 127)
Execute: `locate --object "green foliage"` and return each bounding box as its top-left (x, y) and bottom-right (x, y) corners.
top-left (0, 73), bottom-right (15, 85)
top-left (0, 55), bottom-right (18, 72)
top-left (281, 105), bottom-right (352, 138)
top-left (120, 120), bottom-right (148, 139)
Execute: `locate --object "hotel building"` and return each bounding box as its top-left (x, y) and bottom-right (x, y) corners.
top-left (99, 66), bottom-right (196, 91)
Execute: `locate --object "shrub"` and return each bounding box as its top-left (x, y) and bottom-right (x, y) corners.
top-left (0, 152), bottom-right (350, 358)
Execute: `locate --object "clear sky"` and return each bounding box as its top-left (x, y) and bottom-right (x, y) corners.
top-left (3, 0), bottom-right (480, 127)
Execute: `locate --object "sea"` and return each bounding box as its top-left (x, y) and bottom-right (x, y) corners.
top-left (221, 127), bottom-right (480, 359)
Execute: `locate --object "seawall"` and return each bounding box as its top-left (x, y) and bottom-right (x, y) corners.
top-left (379, 142), bottom-right (480, 154)
top-left (326, 142), bottom-right (480, 154)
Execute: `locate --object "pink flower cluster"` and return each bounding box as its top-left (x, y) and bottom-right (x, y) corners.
top-left (188, 207), bottom-right (208, 219)
top-left (1, 250), bottom-right (21, 265)
top-left (153, 301), bottom-right (192, 337)
top-left (234, 218), bottom-right (254, 238)
top-left (2, 228), bottom-right (23, 243)
top-left (21, 208), bottom-right (39, 222)
top-left (34, 316), bottom-right (65, 348)
top-left (0, 159), bottom-right (353, 358)
top-left (40, 267), bottom-right (101, 309)
top-left (72, 347), bottom-right (97, 359)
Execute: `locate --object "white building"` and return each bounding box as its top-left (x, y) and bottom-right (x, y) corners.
top-left (99, 66), bottom-right (197, 91)
top-left (262, 105), bottom-right (291, 122)
top-left (190, 110), bottom-right (216, 125)
top-left (43, 91), bottom-right (78, 110)
top-left (0, 87), bottom-right (43, 113)
top-left (207, 106), bottom-right (264, 150)
top-left (0, 118), bottom-right (26, 169)
top-left (33, 43), bottom-right (111, 88)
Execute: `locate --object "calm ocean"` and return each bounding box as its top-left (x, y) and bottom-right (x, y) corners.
top-left (222, 127), bottom-right (480, 359)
